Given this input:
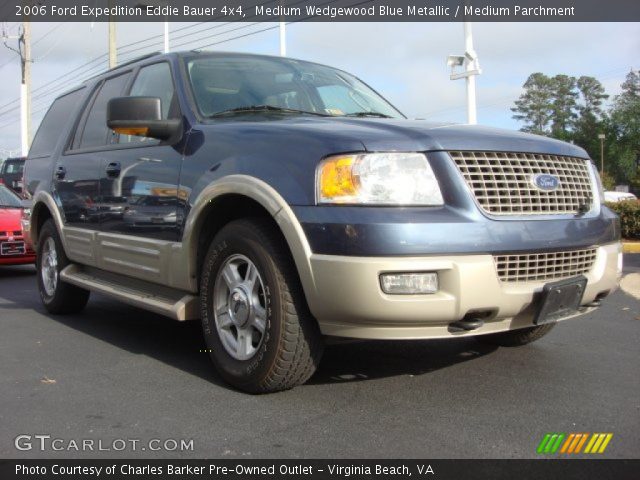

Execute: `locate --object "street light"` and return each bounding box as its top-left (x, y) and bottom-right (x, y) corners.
top-left (448, 22), bottom-right (482, 125)
top-left (598, 133), bottom-right (606, 177)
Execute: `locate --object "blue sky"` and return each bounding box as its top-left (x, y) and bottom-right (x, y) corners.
top-left (0, 21), bottom-right (638, 156)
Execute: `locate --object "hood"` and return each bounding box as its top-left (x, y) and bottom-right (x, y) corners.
top-left (202, 116), bottom-right (589, 158)
top-left (0, 208), bottom-right (23, 232)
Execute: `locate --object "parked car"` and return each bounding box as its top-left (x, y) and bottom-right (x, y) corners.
top-left (23, 51), bottom-right (621, 392)
top-left (0, 184), bottom-right (35, 265)
top-left (0, 157), bottom-right (25, 194)
top-left (604, 191), bottom-right (637, 203)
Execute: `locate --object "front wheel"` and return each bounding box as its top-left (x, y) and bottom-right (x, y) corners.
top-left (476, 324), bottom-right (555, 347)
top-left (36, 219), bottom-right (90, 314)
top-left (200, 218), bottom-right (323, 393)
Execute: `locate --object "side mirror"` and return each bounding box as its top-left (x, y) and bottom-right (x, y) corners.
top-left (107, 96), bottom-right (182, 142)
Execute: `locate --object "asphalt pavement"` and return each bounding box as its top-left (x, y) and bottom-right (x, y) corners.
top-left (1, 257), bottom-right (639, 459)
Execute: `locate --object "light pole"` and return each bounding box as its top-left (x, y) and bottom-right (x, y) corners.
top-left (447, 22), bottom-right (482, 125)
top-left (598, 133), bottom-right (605, 177)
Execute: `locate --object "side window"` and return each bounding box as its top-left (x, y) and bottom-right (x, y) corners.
top-left (119, 63), bottom-right (177, 144)
top-left (75, 72), bottom-right (131, 150)
top-left (29, 88), bottom-right (86, 158)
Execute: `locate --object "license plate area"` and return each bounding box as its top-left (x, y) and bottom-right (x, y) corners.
top-left (534, 276), bottom-right (587, 325)
top-left (1, 241), bottom-right (25, 256)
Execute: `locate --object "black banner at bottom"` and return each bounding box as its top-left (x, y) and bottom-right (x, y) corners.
top-left (1, 459), bottom-right (639, 480)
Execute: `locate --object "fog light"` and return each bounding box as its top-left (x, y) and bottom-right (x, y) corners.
top-left (380, 272), bottom-right (438, 294)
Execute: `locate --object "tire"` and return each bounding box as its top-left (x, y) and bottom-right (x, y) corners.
top-left (200, 218), bottom-right (323, 393)
top-left (476, 324), bottom-right (555, 347)
top-left (36, 219), bottom-right (90, 314)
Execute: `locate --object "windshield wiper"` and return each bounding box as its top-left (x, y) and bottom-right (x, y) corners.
top-left (344, 111), bottom-right (393, 118)
top-left (208, 105), bottom-right (329, 117)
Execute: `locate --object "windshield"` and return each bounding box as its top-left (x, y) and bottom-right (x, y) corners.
top-left (0, 185), bottom-right (21, 208)
top-left (186, 55), bottom-right (404, 119)
top-left (2, 160), bottom-right (24, 174)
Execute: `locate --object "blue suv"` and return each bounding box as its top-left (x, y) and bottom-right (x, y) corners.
top-left (23, 51), bottom-right (621, 392)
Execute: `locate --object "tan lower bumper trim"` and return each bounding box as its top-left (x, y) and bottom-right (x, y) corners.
top-left (305, 243), bottom-right (620, 339)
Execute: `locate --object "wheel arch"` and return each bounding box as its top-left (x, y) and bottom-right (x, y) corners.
top-left (181, 175), bottom-right (317, 303)
top-left (30, 192), bottom-right (64, 251)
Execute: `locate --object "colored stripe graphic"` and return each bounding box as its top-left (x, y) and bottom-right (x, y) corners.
top-left (585, 433), bottom-right (613, 454)
top-left (537, 433), bottom-right (565, 454)
top-left (539, 433), bottom-right (613, 454)
top-left (537, 434), bottom-right (552, 454)
top-left (574, 433), bottom-right (589, 453)
top-left (560, 434), bottom-right (575, 453)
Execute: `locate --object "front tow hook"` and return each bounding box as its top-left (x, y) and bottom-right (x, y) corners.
top-left (448, 318), bottom-right (485, 333)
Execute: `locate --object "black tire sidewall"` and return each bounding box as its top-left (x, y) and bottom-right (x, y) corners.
top-left (200, 223), bottom-right (284, 390)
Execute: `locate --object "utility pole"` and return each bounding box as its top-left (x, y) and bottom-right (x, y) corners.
top-left (22, 20), bottom-right (31, 157)
top-left (2, 19), bottom-right (32, 156)
top-left (108, 19), bottom-right (117, 68)
top-left (598, 133), bottom-right (606, 177)
top-left (279, 0), bottom-right (286, 56)
top-left (164, 21), bottom-right (169, 53)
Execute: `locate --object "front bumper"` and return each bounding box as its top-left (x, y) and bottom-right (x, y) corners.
top-left (305, 242), bottom-right (621, 339)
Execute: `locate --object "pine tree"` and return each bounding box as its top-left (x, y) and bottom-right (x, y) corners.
top-left (573, 76), bottom-right (609, 161)
top-left (610, 70), bottom-right (640, 186)
top-left (549, 75), bottom-right (578, 140)
top-left (511, 73), bottom-right (554, 135)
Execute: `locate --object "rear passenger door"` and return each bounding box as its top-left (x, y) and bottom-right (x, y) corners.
top-left (99, 61), bottom-right (183, 242)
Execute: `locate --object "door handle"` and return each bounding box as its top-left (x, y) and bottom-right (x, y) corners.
top-left (54, 165), bottom-right (66, 180)
top-left (105, 162), bottom-right (121, 178)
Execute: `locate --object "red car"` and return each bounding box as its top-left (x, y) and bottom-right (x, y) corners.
top-left (0, 184), bottom-right (35, 265)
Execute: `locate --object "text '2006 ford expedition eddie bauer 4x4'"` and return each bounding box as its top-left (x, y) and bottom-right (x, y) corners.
top-left (23, 51), bottom-right (621, 393)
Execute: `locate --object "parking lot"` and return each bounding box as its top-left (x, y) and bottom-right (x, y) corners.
top-left (1, 256), bottom-right (639, 459)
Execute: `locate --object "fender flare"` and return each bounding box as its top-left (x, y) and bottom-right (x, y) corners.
top-left (180, 175), bottom-right (319, 303)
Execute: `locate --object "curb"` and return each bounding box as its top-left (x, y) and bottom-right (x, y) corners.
top-left (623, 242), bottom-right (640, 254)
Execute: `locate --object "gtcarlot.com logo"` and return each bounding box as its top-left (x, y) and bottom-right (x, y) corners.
top-left (537, 433), bottom-right (613, 454)
top-left (14, 435), bottom-right (194, 452)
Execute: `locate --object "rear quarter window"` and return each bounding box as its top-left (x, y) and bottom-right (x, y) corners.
top-left (29, 88), bottom-right (86, 159)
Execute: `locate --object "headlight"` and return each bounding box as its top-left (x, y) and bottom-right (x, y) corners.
top-left (316, 152), bottom-right (443, 205)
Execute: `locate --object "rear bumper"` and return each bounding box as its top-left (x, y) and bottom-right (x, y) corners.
top-left (305, 242), bottom-right (621, 339)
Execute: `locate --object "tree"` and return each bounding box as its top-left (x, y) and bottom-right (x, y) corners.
top-left (576, 76), bottom-right (608, 118)
top-left (512, 70), bottom-right (639, 188)
top-left (549, 75), bottom-right (578, 140)
top-left (609, 70), bottom-right (640, 185)
top-left (573, 76), bottom-right (609, 161)
top-left (511, 73), bottom-right (554, 135)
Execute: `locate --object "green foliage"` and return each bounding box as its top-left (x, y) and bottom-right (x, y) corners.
top-left (601, 171), bottom-right (616, 191)
top-left (549, 75), bottom-right (578, 139)
top-left (512, 70), bottom-right (640, 187)
top-left (511, 73), bottom-right (554, 135)
top-left (605, 200), bottom-right (640, 239)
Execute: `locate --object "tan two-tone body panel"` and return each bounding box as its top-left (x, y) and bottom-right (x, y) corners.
top-left (29, 175), bottom-right (621, 338)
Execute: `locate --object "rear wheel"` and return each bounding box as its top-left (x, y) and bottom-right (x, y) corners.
top-left (476, 324), bottom-right (555, 347)
top-left (36, 219), bottom-right (90, 314)
top-left (200, 218), bottom-right (323, 393)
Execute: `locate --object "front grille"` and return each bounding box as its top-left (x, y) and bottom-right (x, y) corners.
top-left (450, 151), bottom-right (594, 215)
top-left (494, 248), bottom-right (597, 283)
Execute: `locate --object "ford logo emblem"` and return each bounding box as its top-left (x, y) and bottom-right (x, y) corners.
top-left (531, 174), bottom-right (560, 192)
